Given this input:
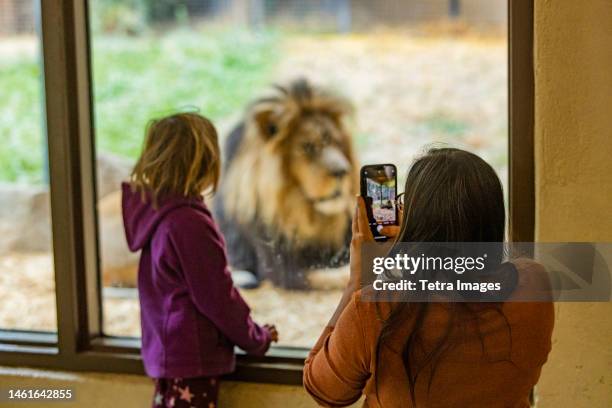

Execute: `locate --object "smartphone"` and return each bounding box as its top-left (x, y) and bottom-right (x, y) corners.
top-left (360, 164), bottom-right (398, 241)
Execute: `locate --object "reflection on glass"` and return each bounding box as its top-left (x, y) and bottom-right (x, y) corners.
top-left (0, 1), bottom-right (56, 331)
top-left (92, 0), bottom-right (508, 347)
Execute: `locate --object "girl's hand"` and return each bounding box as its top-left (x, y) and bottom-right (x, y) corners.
top-left (264, 324), bottom-right (279, 343)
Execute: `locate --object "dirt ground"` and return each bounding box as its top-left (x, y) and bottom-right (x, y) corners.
top-left (274, 32), bottom-right (508, 187)
top-left (0, 33), bottom-right (507, 348)
top-left (0, 253), bottom-right (56, 331)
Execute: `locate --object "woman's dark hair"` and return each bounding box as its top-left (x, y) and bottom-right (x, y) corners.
top-left (375, 147), bottom-right (507, 405)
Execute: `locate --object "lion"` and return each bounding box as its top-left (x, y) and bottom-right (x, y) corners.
top-left (214, 79), bottom-right (358, 289)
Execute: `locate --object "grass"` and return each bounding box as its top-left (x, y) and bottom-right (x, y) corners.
top-left (0, 57), bottom-right (46, 184)
top-left (0, 28), bottom-right (279, 184)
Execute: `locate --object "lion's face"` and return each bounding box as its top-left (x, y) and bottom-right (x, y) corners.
top-left (224, 79), bottom-right (357, 247)
top-left (284, 112), bottom-right (354, 215)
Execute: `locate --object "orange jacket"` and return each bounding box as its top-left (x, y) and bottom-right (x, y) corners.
top-left (304, 260), bottom-right (554, 407)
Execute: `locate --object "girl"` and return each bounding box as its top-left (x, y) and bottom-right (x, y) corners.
top-left (304, 147), bottom-right (554, 407)
top-left (122, 112), bottom-right (278, 408)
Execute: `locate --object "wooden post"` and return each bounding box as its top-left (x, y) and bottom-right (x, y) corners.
top-left (249, 0), bottom-right (265, 29)
top-left (450, 0), bottom-right (461, 18)
top-left (336, 0), bottom-right (351, 33)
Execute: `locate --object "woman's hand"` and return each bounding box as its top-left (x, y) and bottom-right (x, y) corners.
top-left (347, 197), bottom-right (373, 291)
top-left (348, 197), bottom-right (400, 290)
top-left (326, 197), bottom-right (399, 328)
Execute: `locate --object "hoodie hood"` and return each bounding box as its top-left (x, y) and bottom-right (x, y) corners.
top-left (121, 182), bottom-right (204, 251)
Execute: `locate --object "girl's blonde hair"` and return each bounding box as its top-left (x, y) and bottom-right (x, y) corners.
top-left (130, 112), bottom-right (220, 205)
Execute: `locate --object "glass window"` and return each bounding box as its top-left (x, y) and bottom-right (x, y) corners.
top-left (90, 0), bottom-right (508, 348)
top-left (0, 1), bottom-right (56, 332)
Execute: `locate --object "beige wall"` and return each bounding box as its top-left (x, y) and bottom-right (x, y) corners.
top-left (534, 0), bottom-right (612, 407)
top-left (0, 367), bottom-right (324, 408)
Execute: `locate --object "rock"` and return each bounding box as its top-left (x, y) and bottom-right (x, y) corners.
top-left (17, 188), bottom-right (53, 252)
top-left (0, 184), bottom-right (52, 254)
top-left (98, 189), bottom-right (139, 287)
top-left (95, 152), bottom-right (138, 286)
top-left (0, 153), bottom-right (133, 256)
top-left (96, 152), bottom-right (133, 199)
top-left (96, 152), bottom-right (139, 287)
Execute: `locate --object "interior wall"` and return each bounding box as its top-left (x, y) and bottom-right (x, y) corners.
top-left (0, 367), bottom-right (326, 408)
top-left (533, 0), bottom-right (612, 407)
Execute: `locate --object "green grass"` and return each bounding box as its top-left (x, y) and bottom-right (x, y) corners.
top-left (0, 57), bottom-right (46, 184)
top-left (0, 29), bottom-right (279, 183)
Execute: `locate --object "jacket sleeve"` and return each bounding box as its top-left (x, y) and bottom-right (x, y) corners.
top-left (303, 293), bottom-right (370, 407)
top-left (166, 209), bottom-right (271, 356)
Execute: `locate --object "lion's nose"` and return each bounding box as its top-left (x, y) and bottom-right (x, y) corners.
top-left (321, 146), bottom-right (350, 179)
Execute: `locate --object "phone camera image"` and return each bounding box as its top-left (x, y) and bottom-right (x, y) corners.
top-left (362, 165), bottom-right (397, 233)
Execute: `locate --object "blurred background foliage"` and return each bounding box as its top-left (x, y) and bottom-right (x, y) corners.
top-left (1, 0), bottom-right (507, 184)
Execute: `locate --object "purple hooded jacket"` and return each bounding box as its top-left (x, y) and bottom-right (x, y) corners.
top-left (121, 183), bottom-right (271, 378)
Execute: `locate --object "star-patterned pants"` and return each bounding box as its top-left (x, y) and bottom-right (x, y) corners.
top-left (152, 376), bottom-right (219, 408)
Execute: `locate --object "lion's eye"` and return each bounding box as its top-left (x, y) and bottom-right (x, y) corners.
top-left (302, 142), bottom-right (316, 156)
top-left (267, 124), bottom-right (278, 136)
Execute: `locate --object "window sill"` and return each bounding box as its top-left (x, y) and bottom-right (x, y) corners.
top-left (0, 332), bottom-right (306, 386)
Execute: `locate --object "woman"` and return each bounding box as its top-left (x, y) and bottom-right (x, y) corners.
top-left (303, 148), bottom-right (554, 407)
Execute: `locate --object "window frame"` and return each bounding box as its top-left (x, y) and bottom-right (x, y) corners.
top-left (0, 0), bottom-right (534, 386)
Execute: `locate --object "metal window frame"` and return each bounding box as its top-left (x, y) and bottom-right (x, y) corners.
top-left (0, 0), bottom-right (534, 387)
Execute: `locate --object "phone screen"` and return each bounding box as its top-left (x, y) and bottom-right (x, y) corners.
top-left (361, 164), bottom-right (398, 238)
